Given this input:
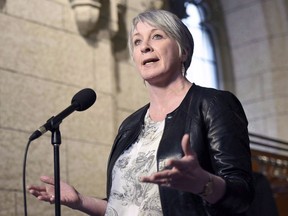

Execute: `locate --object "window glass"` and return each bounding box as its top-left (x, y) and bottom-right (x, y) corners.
top-left (182, 3), bottom-right (218, 88)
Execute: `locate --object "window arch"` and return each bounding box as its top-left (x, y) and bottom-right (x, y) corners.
top-left (182, 3), bottom-right (218, 88)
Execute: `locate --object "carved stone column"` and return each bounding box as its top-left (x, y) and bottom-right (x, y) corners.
top-left (69, 0), bottom-right (102, 36)
top-left (110, 0), bottom-right (126, 37)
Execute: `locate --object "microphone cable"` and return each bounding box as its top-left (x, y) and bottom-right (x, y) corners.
top-left (23, 139), bottom-right (32, 216)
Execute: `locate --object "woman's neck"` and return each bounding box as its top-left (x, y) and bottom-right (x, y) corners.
top-left (147, 79), bottom-right (192, 121)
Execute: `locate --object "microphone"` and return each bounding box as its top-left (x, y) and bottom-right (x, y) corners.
top-left (29, 88), bottom-right (97, 141)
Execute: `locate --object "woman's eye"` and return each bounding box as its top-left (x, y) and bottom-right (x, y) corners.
top-left (153, 34), bottom-right (163, 40)
top-left (134, 39), bottom-right (141, 46)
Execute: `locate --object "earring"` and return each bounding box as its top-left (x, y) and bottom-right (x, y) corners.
top-left (181, 63), bottom-right (186, 77)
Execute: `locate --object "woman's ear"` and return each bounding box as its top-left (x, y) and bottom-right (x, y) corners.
top-left (181, 49), bottom-right (188, 62)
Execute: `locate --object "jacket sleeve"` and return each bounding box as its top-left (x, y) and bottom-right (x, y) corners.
top-left (203, 90), bottom-right (254, 214)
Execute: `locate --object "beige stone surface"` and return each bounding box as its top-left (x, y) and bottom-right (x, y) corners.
top-left (0, 71), bottom-right (82, 132)
top-left (117, 61), bottom-right (149, 111)
top-left (221, 0), bottom-right (288, 145)
top-left (63, 3), bottom-right (79, 34)
top-left (6, 0), bottom-right (64, 29)
top-left (116, 109), bottom-right (133, 128)
top-left (232, 36), bottom-right (288, 81)
top-left (223, 0), bottom-right (288, 41)
top-left (0, 15), bottom-right (97, 87)
top-left (66, 139), bottom-right (110, 198)
top-left (231, 40), bottom-right (271, 79)
top-left (93, 41), bottom-right (116, 94)
top-left (244, 97), bottom-right (287, 121)
top-left (259, 0), bottom-right (288, 35)
top-left (262, 70), bottom-right (288, 98)
top-left (0, 191), bottom-right (17, 215)
top-left (224, 1), bottom-right (268, 47)
top-left (62, 91), bottom-right (116, 144)
top-left (220, 0), bottom-right (257, 11)
top-left (235, 75), bottom-right (263, 103)
top-left (125, 6), bottom-right (143, 32)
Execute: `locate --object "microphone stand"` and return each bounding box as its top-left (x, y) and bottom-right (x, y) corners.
top-left (27, 88), bottom-right (96, 216)
top-left (51, 119), bottom-right (62, 216)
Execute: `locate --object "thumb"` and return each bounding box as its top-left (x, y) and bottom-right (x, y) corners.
top-left (40, 176), bottom-right (55, 185)
top-left (181, 134), bottom-right (194, 157)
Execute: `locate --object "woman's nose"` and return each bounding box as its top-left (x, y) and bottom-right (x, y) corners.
top-left (140, 41), bottom-right (153, 54)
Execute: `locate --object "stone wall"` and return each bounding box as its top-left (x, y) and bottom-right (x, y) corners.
top-left (220, 0), bottom-right (288, 155)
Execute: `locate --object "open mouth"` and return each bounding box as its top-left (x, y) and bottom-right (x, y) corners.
top-left (143, 58), bottom-right (159, 65)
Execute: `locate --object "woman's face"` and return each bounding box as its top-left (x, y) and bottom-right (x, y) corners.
top-left (132, 21), bottom-right (183, 85)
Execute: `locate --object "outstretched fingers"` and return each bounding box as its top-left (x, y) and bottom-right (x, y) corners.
top-left (27, 176), bottom-right (56, 203)
top-left (140, 169), bottom-right (173, 187)
top-left (27, 185), bottom-right (45, 197)
top-left (28, 186), bottom-right (54, 202)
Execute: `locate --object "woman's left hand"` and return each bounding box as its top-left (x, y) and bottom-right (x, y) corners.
top-left (140, 134), bottom-right (210, 194)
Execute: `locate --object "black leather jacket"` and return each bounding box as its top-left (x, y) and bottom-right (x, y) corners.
top-left (106, 84), bottom-right (254, 216)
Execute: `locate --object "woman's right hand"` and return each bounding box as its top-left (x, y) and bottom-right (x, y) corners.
top-left (28, 175), bottom-right (108, 215)
top-left (27, 175), bottom-right (82, 209)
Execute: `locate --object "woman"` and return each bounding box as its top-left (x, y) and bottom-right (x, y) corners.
top-left (28, 9), bottom-right (254, 216)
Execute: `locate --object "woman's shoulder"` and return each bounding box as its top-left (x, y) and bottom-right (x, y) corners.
top-left (188, 84), bottom-right (246, 119)
top-left (192, 84), bottom-right (235, 98)
top-left (191, 84), bottom-right (241, 105)
top-left (118, 104), bottom-right (149, 132)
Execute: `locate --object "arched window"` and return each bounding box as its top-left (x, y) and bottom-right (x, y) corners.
top-left (182, 3), bottom-right (218, 88)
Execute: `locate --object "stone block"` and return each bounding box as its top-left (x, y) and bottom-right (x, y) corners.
top-left (220, 0), bottom-right (257, 12)
top-left (0, 190), bottom-right (16, 215)
top-left (267, 36), bottom-right (288, 70)
top-left (248, 117), bottom-right (267, 136)
top-left (224, 2), bottom-right (268, 47)
top-left (261, 0), bottom-right (288, 35)
top-left (0, 129), bottom-right (66, 189)
top-left (117, 62), bottom-right (149, 111)
top-left (93, 41), bottom-right (116, 94)
top-left (63, 3), bottom-right (79, 34)
top-left (64, 91), bottom-right (116, 144)
top-left (0, 14), bottom-right (96, 86)
top-left (0, 71), bottom-right (117, 146)
top-left (235, 75), bottom-right (263, 103)
top-left (232, 39), bottom-right (271, 79)
top-left (243, 98), bottom-right (275, 122)
top-left (116, 109), bottom-right (132, 129)
top-left (6, 0), bottom-right (64, 29)
top-left (262, 70), bottom-right (288, 98)
top-left (66, 139), bottom-right (110, 198)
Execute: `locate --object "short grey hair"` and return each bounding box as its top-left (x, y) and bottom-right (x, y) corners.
top-left (128, 9), bottom-right (194, 75)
